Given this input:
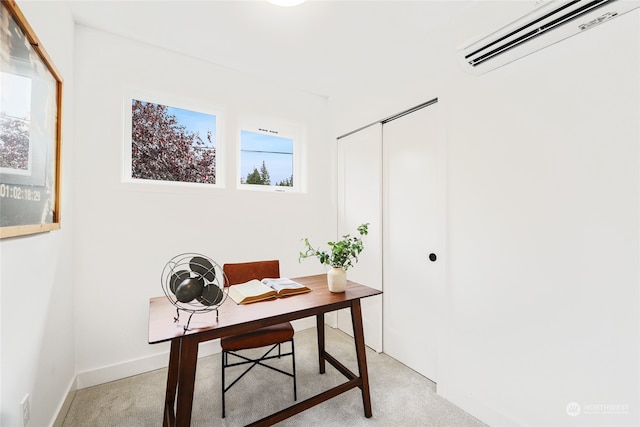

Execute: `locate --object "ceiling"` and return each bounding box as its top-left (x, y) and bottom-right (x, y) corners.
top-left (68, 0), bottom-right (476, 99)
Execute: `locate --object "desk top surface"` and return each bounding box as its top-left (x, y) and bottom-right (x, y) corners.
top-left (148, 274), bottom-right (381, 344)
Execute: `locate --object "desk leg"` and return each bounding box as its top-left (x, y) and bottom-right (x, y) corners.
top-left (351, 299), bottom-right (372, 418)
top-left (164, 340), bottom-right (180, 427)
top-left (162, 337), bottom-right (199, 427)
top-left (316, 313), bottom-right (326, 374)
top-left (175, 337), bottom-right (199, 427)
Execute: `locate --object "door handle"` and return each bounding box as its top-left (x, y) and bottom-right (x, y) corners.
top-left (429, 253), bottom-right (437, 262)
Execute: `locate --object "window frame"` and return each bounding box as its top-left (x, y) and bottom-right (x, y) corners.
top-left (122, 92), bottom-right (225, 192)
top-left (237, 118), bottom-right (304, 193)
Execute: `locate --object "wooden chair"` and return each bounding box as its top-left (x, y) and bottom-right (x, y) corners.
top-left (221, 260), bottom-right (297, 418)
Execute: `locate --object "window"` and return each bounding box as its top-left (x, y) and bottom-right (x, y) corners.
top-left (129, 98), bottom-right (218, 186)
top-left (0, 73), bottom-right (32, 176)
top-left (238, 121), bottom-right (302, 192)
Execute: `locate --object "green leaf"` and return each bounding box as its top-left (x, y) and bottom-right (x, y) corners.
top-left (298, 223), bottom-right (370, 271)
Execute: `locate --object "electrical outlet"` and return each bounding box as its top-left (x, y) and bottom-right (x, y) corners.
top-left (20, 394), bottom-right (30, 427)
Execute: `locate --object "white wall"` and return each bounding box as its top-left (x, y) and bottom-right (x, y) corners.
top-left (73, 27), bottom-right (334, 387)
top-left (0, 2), bottom-right (76, 426)
top-left (2, 2), bottom-right (637, 426)
top-left (445, 11), bottom-right (639, 425)
top-left (329, 6), bottom-right (640, 427)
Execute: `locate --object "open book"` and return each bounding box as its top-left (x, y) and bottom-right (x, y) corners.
top-left (228, 278), bottom-right (311, 305)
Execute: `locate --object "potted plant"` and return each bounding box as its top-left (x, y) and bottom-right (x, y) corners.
top-left (299, 223), bottom-right (369, 292)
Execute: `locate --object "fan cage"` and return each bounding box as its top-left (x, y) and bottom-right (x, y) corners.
top-left (160, 253), bottom-right (228, 330)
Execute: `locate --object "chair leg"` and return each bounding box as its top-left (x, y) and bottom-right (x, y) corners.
top-left (291, 339), bottom-right (297, 401)
top-left (221, 351), bottom-right (226, 418)
top-left (220, 339), bottom-right (297, 418)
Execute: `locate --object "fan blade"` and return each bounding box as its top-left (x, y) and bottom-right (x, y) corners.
top-left (198, 284), bottom-right (224, 306)
top-left (170, 270), bottom-right (191, 294)
top-left (190, 256), bottom-right (216, 282)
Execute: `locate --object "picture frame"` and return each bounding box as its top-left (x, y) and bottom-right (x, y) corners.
top-left (0, 0), bottom-right (63, 239)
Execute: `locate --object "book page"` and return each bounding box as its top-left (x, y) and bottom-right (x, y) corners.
top-left (228, 279), bottom-right (276, 304)
top-left (262, 278), bottom-right (311, 295)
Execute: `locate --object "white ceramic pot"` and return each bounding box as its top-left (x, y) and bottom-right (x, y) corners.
top-left (327, 267), bottom-right (347, 293)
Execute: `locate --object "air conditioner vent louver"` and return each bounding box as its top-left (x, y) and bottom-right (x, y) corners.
top-left (458, 0), bottom-right (640, 75)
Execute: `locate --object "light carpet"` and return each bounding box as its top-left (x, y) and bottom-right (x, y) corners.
top-left (62, 326), bottom-right (487, 426)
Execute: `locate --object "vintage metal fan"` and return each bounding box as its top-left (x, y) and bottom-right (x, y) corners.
top-left (161, 253), bottom-right (227, 331)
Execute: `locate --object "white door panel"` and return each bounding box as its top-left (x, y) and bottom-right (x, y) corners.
top-left (382, 104), bottom-right (443, 382)
top-left (337, 124), bottom-right (383, 352)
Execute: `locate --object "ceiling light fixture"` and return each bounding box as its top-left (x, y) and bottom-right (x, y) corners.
top-left (267, 0), bottom-right (306, 6)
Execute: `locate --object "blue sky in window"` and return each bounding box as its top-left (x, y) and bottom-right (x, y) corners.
top-left (166, 106), bottom-right (216, 148)
top-left (241, 130), bottom-right (293, 185)
top-left (1, 72), bottom-right (31, 119)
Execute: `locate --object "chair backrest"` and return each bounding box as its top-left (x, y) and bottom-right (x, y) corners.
top-left (223, 260), bottom-right (280, 286)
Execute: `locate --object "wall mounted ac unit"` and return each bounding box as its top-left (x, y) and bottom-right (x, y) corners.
top-left (458, 0), bottom-right (640, 75)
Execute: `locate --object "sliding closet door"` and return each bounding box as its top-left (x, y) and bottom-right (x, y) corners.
top-left (336, 124), bottom-right (383, 352)
top-left (383, 103), bottom-right (444, 382)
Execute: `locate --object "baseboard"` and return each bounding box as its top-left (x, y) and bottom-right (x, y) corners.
top-left (75, 340), bottom-right (221, 389)
top-left (75, 316), bottom-right (316, 390)
top-left (51, 376), bottom-right (77, 427)
top-left (292, 315), bottom-right (316, 331)
top-left (438, 385), bottom-right (517, 426)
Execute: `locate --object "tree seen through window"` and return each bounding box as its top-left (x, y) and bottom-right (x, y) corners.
top-left (131, 99), bottom-right (217, 184)
top-left (240, 129), bottom-right (293, 187)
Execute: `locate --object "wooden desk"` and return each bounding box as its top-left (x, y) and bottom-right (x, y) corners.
top-left (148, 274), bottom-right (382, 426)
